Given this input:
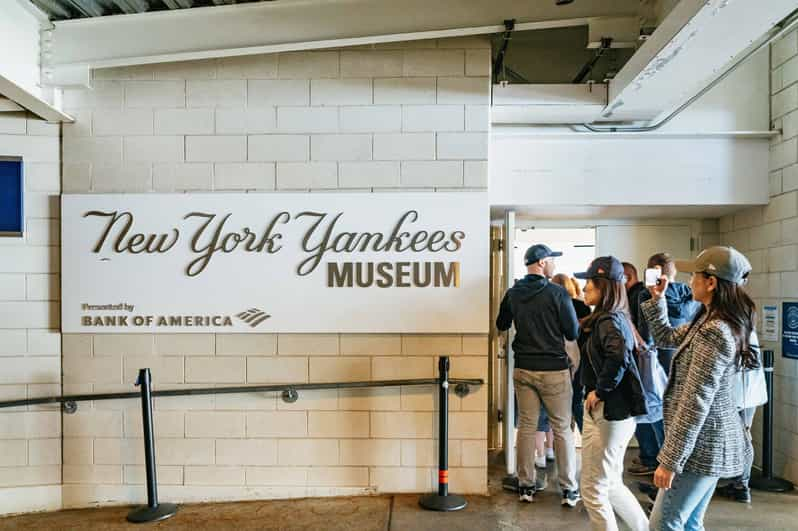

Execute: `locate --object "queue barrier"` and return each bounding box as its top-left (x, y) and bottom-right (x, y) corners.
top-left (0, 359), bottom-right (484, 523)
top-left (750, 350), bottom-right (794, 493)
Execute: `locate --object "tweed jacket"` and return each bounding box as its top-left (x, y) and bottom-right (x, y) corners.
top-left (641, 297), bottom-right (751, 477)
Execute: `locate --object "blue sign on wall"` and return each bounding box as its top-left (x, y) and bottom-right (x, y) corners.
top-left (0, 159), bottom-right (23, 235)
top-left (784, 302), bottom-right (798, 360)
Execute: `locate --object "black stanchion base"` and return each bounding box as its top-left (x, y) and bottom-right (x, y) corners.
top-left (750, 475), bottom-right (794, 493)
top-left (126, 503), bottom-right (178, 523)
top-left (419, 493), bottom-right (467, 512)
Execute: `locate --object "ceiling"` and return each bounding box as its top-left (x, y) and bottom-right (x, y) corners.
top-left (29, 0), bottom-right (271, 21)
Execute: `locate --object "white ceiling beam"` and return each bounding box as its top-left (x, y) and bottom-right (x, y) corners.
top-left (45, 0), bottom-right (639, 72)
top-left (603, 0), bottom-right (798, 122)
top-left (0, 73), bottom-right (73, 122)
top-left (0, 96), bottom-right (25, 112)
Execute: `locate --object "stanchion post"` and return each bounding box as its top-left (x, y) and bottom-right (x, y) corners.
top-left (750, 350), bottom-right (794, 493)
top-left (127, 368), bottom-right (179, 523)
top-left (419, 356), bottom-right (468, 511)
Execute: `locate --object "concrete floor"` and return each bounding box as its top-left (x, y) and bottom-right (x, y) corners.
top-left (1, 451), bottom-right (796, 530)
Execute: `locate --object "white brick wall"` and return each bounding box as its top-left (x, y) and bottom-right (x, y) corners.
top-left (58, 37), bottom-right (490, 508)
top-left (0, 112), bottom-right (61, 507)
top-left (716, 27), bottom-right (798, 484)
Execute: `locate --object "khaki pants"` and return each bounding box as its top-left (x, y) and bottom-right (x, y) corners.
top-left (581, 402), bottom-right (648, 531)
top-left (513, 368), bottom-right (577, 492)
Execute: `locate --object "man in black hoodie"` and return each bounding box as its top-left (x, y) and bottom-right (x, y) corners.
top-left (497, 244), bottom-right (580, 506)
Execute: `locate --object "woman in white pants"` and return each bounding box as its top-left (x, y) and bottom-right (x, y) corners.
top-left (575, 257), bottom-right (649, 531)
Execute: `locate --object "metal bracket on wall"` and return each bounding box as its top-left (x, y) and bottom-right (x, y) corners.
top-left (63, 401), bottom-right (78, 414)
top-left (454, 383), bottom-right (471, 398)
top-left (281, 388), bottom-right (299, 403)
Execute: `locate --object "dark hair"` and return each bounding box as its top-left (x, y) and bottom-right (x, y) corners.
top-left (691, 273), bottom-right (758, 369)
top-left (647, 252), bottom-right (676, 278)
top-left (621, 262), bottom-right (637, 277)
top-left (584, 277), bottom-right (646, 349)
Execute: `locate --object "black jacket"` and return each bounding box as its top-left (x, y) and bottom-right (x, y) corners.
top-left (496, 274), bottom-right (579, 371)
top-left (627, 282), bottom-right (646, 329)
top-left (580, 311), bottom-right (648, 421)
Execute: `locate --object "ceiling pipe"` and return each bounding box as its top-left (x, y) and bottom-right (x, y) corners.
top-left (575, 8), bottom-right (798, 133)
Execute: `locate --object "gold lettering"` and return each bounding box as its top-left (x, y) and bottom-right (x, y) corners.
top-left (434, 262), bottom-right (460, 287)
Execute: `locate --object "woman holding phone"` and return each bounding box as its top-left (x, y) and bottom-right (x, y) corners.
top-left (574, 256), bottom-right (649, 531)
top-left (641, 246), bottom-right (755, 531)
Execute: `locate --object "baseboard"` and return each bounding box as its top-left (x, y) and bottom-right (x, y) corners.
top-left (0, 485), bottom-right (62, 516)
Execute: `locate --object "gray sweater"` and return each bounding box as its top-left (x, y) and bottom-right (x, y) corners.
top-left (641, 297), bottom-right (751, 477)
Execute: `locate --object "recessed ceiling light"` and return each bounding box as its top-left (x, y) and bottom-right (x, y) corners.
top-left (556, 0), bottom-right (575, 5)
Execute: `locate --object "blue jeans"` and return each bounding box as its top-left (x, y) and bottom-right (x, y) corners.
top-left (636, 420), bottom-right (664, 467)
top-left (650, 470), bottom-right (718, 531)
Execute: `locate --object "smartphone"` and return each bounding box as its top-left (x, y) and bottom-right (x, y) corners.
top-left (644, 268), bottom-right (661, 287)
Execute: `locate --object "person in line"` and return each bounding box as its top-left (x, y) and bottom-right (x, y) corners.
top-left (574, 256), bottom-right (649, 531)
top-left (623, 262), bottom-right (646, 329)
top-left (553, 273), bottom-right (591, 434)
top-left (496, 244), bottom-right (580, 506)
top-left (642, 246), bottom-right (755, 531)
top-left (630, 253), bottom-right (700, 477)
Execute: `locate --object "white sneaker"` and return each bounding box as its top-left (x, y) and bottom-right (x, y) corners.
top-left (519, 486), bottom-right (534, 503)
top-left (535, 456), bottom-right (546, 468)
top-left (546, 447), bottom-right (555, 461)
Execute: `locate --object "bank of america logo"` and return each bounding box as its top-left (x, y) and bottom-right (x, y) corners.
top-left (236, 308), bottom-right (271, 327)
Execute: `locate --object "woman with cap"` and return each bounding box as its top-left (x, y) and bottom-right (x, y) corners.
top-left (574, 256), bottom-right (649, 531)
top-left (641, 246), bottom-right (756, 531)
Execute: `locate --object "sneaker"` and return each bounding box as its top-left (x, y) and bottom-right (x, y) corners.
top-left (535, 455), bottom-right (547, 468)
top-left (502, 475), bottom-right (519, 492)
top-left (534, 467), bottom-right (548, 492)
top-left (716, 483), bottom-right (752, 503)
top-left (627, 463), bottom-right (657, 476)
top-left (561, 489), bottom-right (581, 508)
top-left (519, 486), bottom-right (535, 503)
top-left (546, 447), bottom-right (555, 461)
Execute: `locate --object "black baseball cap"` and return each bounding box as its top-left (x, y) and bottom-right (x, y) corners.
top-left (574, 256), bottom-right (625, 282)
top-left (524, 244), bottom-right (562, 266)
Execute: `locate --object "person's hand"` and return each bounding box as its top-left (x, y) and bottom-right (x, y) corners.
top-left (648, 274), bottom-right (669, 300)
top-left (585, 390), bottom-right (601, 411)
top-left (653, 465), bottom-right (675, 489)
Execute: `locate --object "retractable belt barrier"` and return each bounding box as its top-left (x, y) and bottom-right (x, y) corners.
top-left (419, 356), bottom-right (468, 512)
top-left (750, 350), bottom-right (794, 493)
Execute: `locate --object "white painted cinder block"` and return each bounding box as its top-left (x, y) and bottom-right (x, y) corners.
top-left (248, 135), bottom-right (309, 162)
top-left (213, 163), bottom-right (276, 190)
top-left (340, 51), bottom-right (403, 78)
top-left (339, 106), bottom-right (401, 133)
top-left (186, 136), bottom-right (246, 162)
top-left (437, 77), bottom-right (490, 104)
top-left (373, 78), bottom-right (436, 104)
top-left (0, 302), bottom-right (57, 329)
top-left (248, 80), bottom-right (309, 107)
top-left (373, 133), bottom-right (434, 160)
top-left (0, 274), bottom-right (25, 301)
top-left (215, 108), bottom-right (276, 134)
top-left (276, 162), bottom-right (337, 190)
top-left (62, 82), bottom-right (123, 109)
top-left (92, 163), bottom-right (152, 192)
top-left (464, 160), bottom-right (488, 188)
top-left (0, 330), bottom-right (26, 356)
top-left (437, 132), bottom-right (488, 160)
top-left (155, 109), bottom-right (214, 135)
top-left (338, 162), bottom-right (400, 188)
top-left (400, 161), bottom-right (463, 187)
top-left (403, 50), bottom-right (464, 77)
top-left (152, 59), bottom-right (217, 80)
top-left (465, 105), bottom-right (489, 131)
top-left (186, 80), bottom-right (246, 108)
top-left (124, 136), bottom-right (184, 162)
top-left (63, 137), bottom-right (122, 164)
top-left (217, 55), bottom-right (278, 79)
top-left (278, 51), bottom-right (339, 79)
top-left (276, 107), bottom-right (338, 133)
top-left (125, 81), bottom-right (185, 108)
top-left (93, 110), bottom-right (153, 136)
top-left (402, 105), bottom-right (464, 132)
top-left (310, 79), bottom-right (372, 106)
top-left (311, 134), bottom-right (371, 161)
top-left (153, 163), bottom-right (213, 191)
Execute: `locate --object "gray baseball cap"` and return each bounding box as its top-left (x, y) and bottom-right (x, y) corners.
top-left (675, 246), bottom-right (751, 285)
